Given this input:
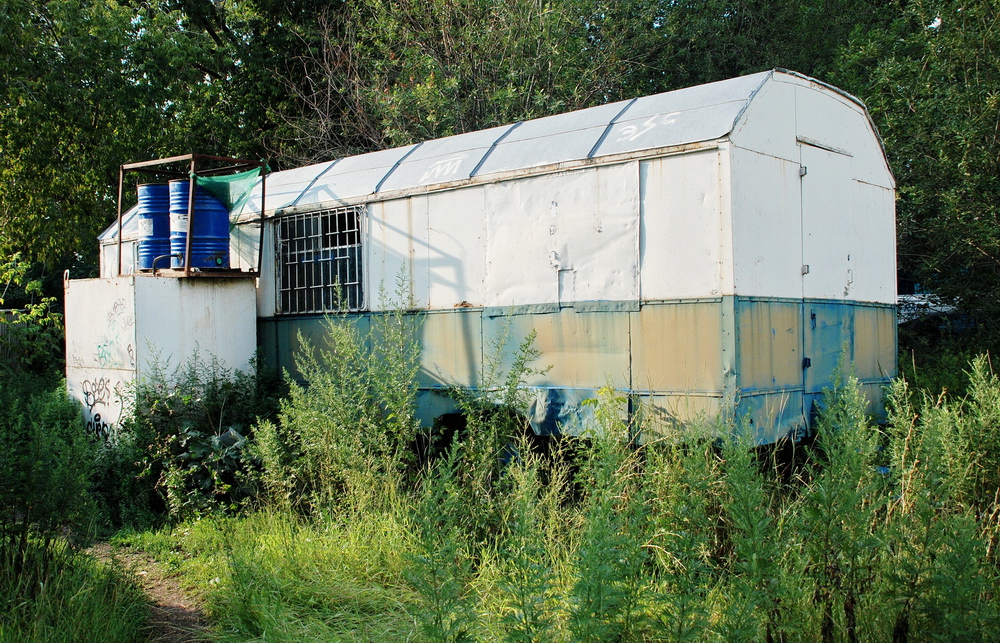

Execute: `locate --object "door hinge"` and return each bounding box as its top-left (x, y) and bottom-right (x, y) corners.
top-left (803, 357), bottom-right (812, 369)
top-left (800, 166), bottom-right (808, 177)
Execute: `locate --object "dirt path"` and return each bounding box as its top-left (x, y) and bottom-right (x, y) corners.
top-left (89, 543), bottom-right (210, 643)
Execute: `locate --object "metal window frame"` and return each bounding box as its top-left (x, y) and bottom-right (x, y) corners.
top-left (275, 205), bottom-right (365, 315)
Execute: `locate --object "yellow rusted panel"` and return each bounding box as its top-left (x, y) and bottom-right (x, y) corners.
top-left (737, 300), bottom-right (801, 390)
top-left (483, 308), bottom-right (631, 389)
top-left (417, 309), bottom-right (483, 387)
top-left (853, 305), bottom-right (897, 380)
top-left (637, 394), bottom-right (725, 441)
top-left (630, 302), bottom-right (724, 393)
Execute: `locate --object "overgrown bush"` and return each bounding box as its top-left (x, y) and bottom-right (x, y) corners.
top-left (0, 253), bottom-right (64, 377)
top-left (147, 311), bottom-right (1000, 641)
top-left (0, 370), bottom-right (147, 642)
top-left (256, 302), bottom-right (422, 513)
top-left (0, 372), bottom-right (94, 572)
top-left (97, 354), bottom-right (282, 525)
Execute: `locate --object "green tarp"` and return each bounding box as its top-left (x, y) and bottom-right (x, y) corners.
top-left (196, 168), bottom-right (261, 214)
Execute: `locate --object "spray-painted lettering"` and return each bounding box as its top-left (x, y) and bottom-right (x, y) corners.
top-left (80, 376), bottom-right (125, 440)
top-left (86, 412), bottom-right (111, 440)
top-left (82, 377), bottom-right (111, 411)
top-left (419, 156), bottom-right (466, 183)
top-left (615, 112), bottom-right (680, 143)
top-left (92, 298), bottom-right (134, 368)
top-left (106, 298), bottom-right (134, 336)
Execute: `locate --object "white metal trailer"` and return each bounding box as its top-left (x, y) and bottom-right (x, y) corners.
top-left (83, 69), bottom-right (895, 443)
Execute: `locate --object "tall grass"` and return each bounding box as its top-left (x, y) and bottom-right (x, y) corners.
top-left (0, 539), bottom-right (147, 643)
top-left (132, 313), bottom-right (1000, 641)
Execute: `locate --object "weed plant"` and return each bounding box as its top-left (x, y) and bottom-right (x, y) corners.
top-left (0, 372), bottom-right (94, 571)
top-left (0, 252), bottom-right (64, 376)
top-left (568, 389), bottom-right (650, 641)
top-left (490, 436), bottom-right (562, 642)
top-left (0, 371), bottom-right (146, 643)
top-left (256, 288), bottom-right (422, 513)
top-left (406, 447), bottom-right (479, 642)
top-left (644, 434), bottom-right (722, 641)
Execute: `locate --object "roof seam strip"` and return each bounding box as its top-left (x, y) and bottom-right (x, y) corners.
top-left (469, 122), bottom-right (523, 178)
top-left (587, 98), bottom-right (638, 159)
top-left (729, 70), bottom-right (773, 137)
top-left (375, 143), bottom-right (423, 194)
top-left (287, 159), bottom-right (340, 211)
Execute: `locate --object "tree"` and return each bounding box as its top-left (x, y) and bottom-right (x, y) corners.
top-left (273, 0), bottom-right (668, 163)
top-left (833, 0), bottom-right (1000, 344)
top-left (611, 0), bottom-right (898, 92)
top-left (0, 0), bottom-right (313, 272)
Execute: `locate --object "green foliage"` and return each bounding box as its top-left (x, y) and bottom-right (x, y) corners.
top-left (492, 438), bottom-right (559, 642)
top-left (119, 351), bottom-right (1000, 641)
top-left (0, 0), bottom-right (307, 269)
top-left (789, 371), bottom-right (884, 642)
top-left (257, 301), bottom-right (422, 513)
top-left (833, 0), bottom-right (1000, 346)
top-left (278, 0), bottom-right (664, 159)
top-left (645, 436), bottom-right (721, 641)
top-left (427, 324), bottom-right (550, 556)
top-left (279, 0), bottom-right (901, 160)
top-left (0, 373), bottom-right (94, 569)
top-left (406, 449), bottom-right (478, 642)
top-left (649, 0), bottom-right (897, 88)
top-left (716, 429), bottom-right (797, 641)
top-left (568, 399), bottom-right (650, 641)
top-left (881, 373), bottom-right (1000, 639)
top-left (0, 373), bottom-right (146, 641)
top-left (898, 342), bottom-right (976, 398)
top-left (0, 253), bottom-right (64, 377)
top-left (105, 354), bottom-right (280, 524)
top-left (134, 508), bottom-right (416, 642)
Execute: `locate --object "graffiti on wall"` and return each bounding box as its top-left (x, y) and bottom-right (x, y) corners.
top-left (93, 297), bottom-right (135, 369)
top-left (70, 297), bottom-right (135, 439)
top-left (81, 376), bottom-right (126, 440)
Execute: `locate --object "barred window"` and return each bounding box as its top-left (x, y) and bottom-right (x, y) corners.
top-left (276, 206), bottom-right (364, 314)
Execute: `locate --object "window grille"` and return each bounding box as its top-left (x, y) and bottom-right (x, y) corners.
top-left (276, 206), bottom-right (364, 314)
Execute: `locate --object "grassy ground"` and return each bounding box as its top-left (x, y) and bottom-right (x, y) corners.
top-left (118, 367), bottom-right (1000, 641)
top-left (8, 311), bottom-right (1000, 641)
top-left (0, 539), bottom-right (148, 643)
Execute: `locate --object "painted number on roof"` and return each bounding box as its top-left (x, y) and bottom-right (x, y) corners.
top-left (616, 113), bottom-right (680, 143)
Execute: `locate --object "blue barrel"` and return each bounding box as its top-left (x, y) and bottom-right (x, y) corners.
top-left (168, 179), bottom-right (230, 269)
top-left (136, 183), bottom-right (170, 271)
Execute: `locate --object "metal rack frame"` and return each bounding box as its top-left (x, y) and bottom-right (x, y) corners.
top-left (116, 154), bottom-right (266, 277)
